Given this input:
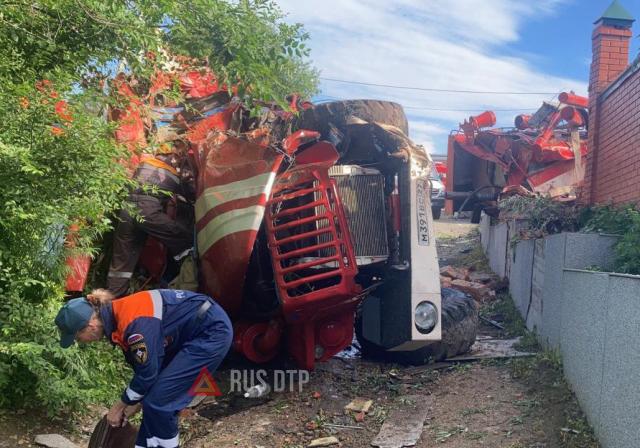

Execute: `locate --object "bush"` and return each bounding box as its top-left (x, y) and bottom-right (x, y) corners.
top-left (0, 0), bottom-right (318, 415)
top-left (498, 195), bottom-right (579, 238)
top-left (580, 203), bottom-right (640, 275)
top-left (0, 85), bottom-right (133, 414)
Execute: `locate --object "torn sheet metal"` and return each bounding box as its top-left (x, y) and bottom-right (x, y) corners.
top-left (371, 395), bottom-right (432, 448)
top-left (447, 337), bottom-right (534, 361)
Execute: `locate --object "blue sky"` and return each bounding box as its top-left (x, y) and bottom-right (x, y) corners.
top-left (276, 0), bottom-right (639, 155)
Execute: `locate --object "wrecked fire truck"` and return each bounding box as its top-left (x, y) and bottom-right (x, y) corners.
top-left (66, 63), bottom-right (478, 369)
top-left (445, 92), bottom-right (588, 221)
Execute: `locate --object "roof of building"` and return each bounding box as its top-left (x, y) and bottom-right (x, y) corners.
top-left (595, 0), bottom-right (634, 24)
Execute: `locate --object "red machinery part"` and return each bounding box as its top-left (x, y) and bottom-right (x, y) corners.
top-left (287, 313), bottom-right (355, 370)
top-left (559, 92), bottom-right (588, 108)
top-left (560, 106), bottom-right (584, 127)
top-left (233, 319), bottom-right (283, 363)
top-left (265, 141), bottom-right (361, 369)
top-left (470, 111), bottom-right (496, 129)
top-left (515, 114), bottom-right (531, 130)
top-left (64, 224), bottom-right (91, 294)
top-left (65, 255), bottom-right (91, 293)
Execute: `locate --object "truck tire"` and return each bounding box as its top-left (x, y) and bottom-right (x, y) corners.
top-left (297, 100), bottom-right (409, 136)
top-left (355, 288), bottom-right (478, 364)
top-left (431, 206), bottom-right (442, 220)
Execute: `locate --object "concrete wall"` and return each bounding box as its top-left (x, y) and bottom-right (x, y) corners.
top-left (481, 224), bottom-right (640, 448)
top-left (487, 222), bottom-right (508, 278)
top-left (560, 270), bottom-right (640, 448)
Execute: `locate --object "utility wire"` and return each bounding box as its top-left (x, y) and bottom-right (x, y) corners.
top-left (313, 96), bottom-right (539, 113)
top-left (320, 77), bottom-right (561, 95)
top-left (403, 106), bottom-right (538, 112)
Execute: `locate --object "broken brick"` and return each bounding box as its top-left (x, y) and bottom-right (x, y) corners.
top-left (308, 436), bottom-right (339, 447)
top-left (451, 279), bottom-right (493, 302)
top-left (440, 275), bottom-right (452, 288)
top-left (345, 397), bottom-right (373, 413)
top-left (439, 265), bottom-right (470, 281)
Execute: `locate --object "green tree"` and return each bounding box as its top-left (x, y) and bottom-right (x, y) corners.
top-left (0, 0), bottom-right (318, 414)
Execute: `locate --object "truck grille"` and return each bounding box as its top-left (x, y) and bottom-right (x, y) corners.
top-left (324, 167), bottom-right (389, 264)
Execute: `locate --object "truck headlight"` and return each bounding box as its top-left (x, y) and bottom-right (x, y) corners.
top-left (414, 301), bottom-right (438, 334)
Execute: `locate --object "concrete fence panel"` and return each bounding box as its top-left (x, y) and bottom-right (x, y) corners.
top-left (560, 270), bottom-right (609, 435)
top-left (481, 222), bottom-right (638, 448)
top-left (526, 238), bottom-right (545, 331)
top-left (479, 214), bottom-right (491, 252)
top-left (537, 233), bottom-right (567, 348)
top-left (563, 233), bottom-right (618, 271)
top-left (598, 274), bottom-right (640, 448)
top-left (487, 222), bottom-right (508, 278)
top-left (509, 239), bottom-right (535, 318)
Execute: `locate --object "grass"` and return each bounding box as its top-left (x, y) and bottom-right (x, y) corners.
top-left (480, 289), bottom-right (598, 447)
top-left (507, 352), bottom-right (600, 448)
top-left (434, 425), bottom-right (467, 443)
top-left (457, 245), bottom-right (491, 272)
top-left (460, 406), bottom-right (488, 417)
top-left (481, 292), bottom-right (539, 353)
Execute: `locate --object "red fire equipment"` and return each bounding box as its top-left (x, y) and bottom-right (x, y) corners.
top-left (446, 92), bottom-right (588, 219)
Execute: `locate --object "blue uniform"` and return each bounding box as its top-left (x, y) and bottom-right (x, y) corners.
top-left (100, 289), bottom-right (233, 448)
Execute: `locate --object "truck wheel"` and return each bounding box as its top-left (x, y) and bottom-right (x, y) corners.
top-left (355, 288), bottom-right (478, 364)
top-left (431, 206), bottom-right (442, 220)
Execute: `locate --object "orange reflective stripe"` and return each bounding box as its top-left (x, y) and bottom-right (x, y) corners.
top-left (139, 155), bottom-right (179, 176)
top-left (111, 290), bottom-right (162, 348)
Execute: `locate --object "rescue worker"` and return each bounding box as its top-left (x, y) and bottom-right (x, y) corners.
top-left (55, 288), bottom-right (232, 448)
top-left (108, 143), bottom-right (194, 297)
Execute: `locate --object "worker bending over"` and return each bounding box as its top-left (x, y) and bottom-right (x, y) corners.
top-left (108, 145), bottom-right (194, 297)
top-left (55, 288), bottom-right (232, 448)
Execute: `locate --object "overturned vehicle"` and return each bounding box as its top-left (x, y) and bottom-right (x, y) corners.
top-left (67, 68), bottom-right (477, 369)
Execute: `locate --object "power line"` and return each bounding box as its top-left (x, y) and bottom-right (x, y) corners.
top-left (320, 77), bottom-right (561, 95)
top-left (403, 106), bottom-right (538, 112)
top-left (313, 96), bottom-right (539, 113)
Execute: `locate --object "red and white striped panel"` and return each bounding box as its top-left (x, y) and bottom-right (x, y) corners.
top-left (194, 134), bottom-right (285, 316)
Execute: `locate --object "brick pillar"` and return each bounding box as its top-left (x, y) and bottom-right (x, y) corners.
top-left (583, 7), bottom-right (634, 204)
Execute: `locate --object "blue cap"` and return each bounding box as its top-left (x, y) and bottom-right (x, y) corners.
top-left (55, 297), bottom-right (94, 348)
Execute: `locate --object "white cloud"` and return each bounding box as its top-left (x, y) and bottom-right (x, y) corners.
top-left (276, 0), bottom-right (586, 154)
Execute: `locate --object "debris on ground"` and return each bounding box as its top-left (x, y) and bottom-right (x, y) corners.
top-left (371, 395), bottom-right (432, 448)
top-left (308, 436), bottom-right (340, 447)
top-left (450, 278), bottom-right (496, 302)
top-left (447, 336), bottom-right (535, 361)
top-left (468, 271), bottom-right (495, 284)
top-left (440, 275), bottom-right (453, 288)
top-left (344, 398), bottom-right (373, 414)
top-left (34, 434), bottom-right (80, 448)
top-left (480, 315), bottom-right (506, 330)
top-left (439, 265), bottom-right (470, 281)
top-left (440, 264), bottom-right (498, 302)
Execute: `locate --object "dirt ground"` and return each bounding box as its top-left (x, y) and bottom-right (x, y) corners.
top-left (1, 217), bottom-right (597, 448)
top-left (179, 217), bottom-right (597, 448)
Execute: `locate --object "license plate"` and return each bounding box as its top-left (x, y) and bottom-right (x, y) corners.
top-left (416, 179), bottom-right (429, 246)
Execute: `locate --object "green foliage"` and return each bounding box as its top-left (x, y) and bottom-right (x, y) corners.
top-left (0, 77), bottom-right (132, 416)
top-left (166, 0), bottom-right (319, 105)
top-left (0, 0), bottom-right (318, 415)
top-left (580, 203), bottom-right (640, 275)
top-left (498, 195), bottom-right (579, 238)
top-left (0, 0), bottom-right (318, 102)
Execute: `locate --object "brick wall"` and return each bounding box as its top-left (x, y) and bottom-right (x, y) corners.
top-left (589, 68), bottom-right (640, 204)
top-left (583, 18), bottom-right (639, 205)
